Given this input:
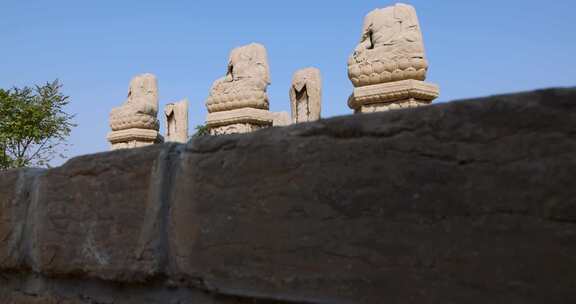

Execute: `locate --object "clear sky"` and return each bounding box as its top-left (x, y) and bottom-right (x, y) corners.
top-left (1, 1), bottom-right (575, 164)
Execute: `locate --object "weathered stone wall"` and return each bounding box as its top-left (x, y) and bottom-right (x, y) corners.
top-left (1, 88), bottom-right (575, 303)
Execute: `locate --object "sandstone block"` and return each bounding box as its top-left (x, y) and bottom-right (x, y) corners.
top-left (271, 111), bottom-right (292, 126)
top-left (205, 107), bottom-right (274, 135)
top-left (0, 169), bottom-right (44, 270)
top-left (32, 144), bottom-right (180, 282)
top-left (107, 128), bottom-right (164, 149)
top-left (1, 87), bottom-right (575, 303)
top-left (349, 79), bottom-right (440, 113)
top-left (170, 88), bottom-right (576, 303)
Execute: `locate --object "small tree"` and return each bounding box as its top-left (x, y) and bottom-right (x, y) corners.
top-left (0, 80), bottom-right (75, 169)
top-left (193, 124), bottom-right (210, 137)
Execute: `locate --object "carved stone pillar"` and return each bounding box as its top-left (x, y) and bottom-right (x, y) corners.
top-left (290, 67), bottom-right (321, 123)
top-left (164, 99), bottom-right (189, 143)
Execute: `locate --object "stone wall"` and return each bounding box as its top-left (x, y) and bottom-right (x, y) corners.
top-left (1, 88), bottom-right (575, 303)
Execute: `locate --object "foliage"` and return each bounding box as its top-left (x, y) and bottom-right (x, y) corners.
top-left (193, 124), bottom-right (210, 137)
top-left (0, 80), bottom-right (76, 169)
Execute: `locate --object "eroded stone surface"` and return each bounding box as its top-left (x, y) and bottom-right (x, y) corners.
top-left (206, 43), bottom-right (271, 113)
top-left (0, 169), bottom-right (44, 270)
top-left (165, 99), bottom-right (189, 143)
top-left (109, 74), bottom-right (160, 131)
top-left (0, 272), bottom-right (264, 304)
top-left (108, 74), bottom-right (163, 149)
top-left (107, 128), bottom-right (164, 149)
top-left (205, 108), bottom-right (274, 135)
top-left (32, 144), bottom-right (181, 282)
top-left (348, 3), bottom-right (427, 87)
top-left (347, 4), bottom-right (439, 113)
top-left (290, 67), bottom-right (321, 123)
top-left (205, 43), bottom-right (274, 135)
top-left (1, 88), bottom-right (575, 303)
top-left (348, 79), bottom-right (439, 113)
top-left (271, 111), bottom-right (292, 126)
top-left (0, 291), bottom-right (81, 304)
top-left (208, 123), bottom-right (268, 136)
top-left (171, 88), bottom-right (576, 303)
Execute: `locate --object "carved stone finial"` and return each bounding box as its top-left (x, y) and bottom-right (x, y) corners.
top-left (107, 74), bottom-right (163, 150)
top-left (205, 43), bottom-right (274, 135)
top-left (290, 67), bottom-right (321, 123)
top-left (164, 99), bottom-right (189, 143)
top-left (347, 3), bottom-right (439, 113)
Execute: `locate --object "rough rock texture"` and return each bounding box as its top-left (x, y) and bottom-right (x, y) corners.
top-left (290, 67), bottom-right (322, 123)
top-left (206, 43), bottom-right (271, 113)
top-left (0, 168), bottom-right (44, 270)
top-left (32, 144), bottom-right (182, 282)
top-left (348, 3), bottom-right (428, 87)
top-left (1, 87), bottom-right (576, 303)
top-left (271, 111), bottom-right (292, 126)
top-left (347, 4), bottom-right (439, 113)
top-left (165, 99), bottom-right (189, 143)
top-left (348, 79), bottom-right (440, 113)
top-left (206, 108), bottom-right (275, 136)
top-left (108, 74), bottom-right (163, 149)
top-left (205, 43), bottom-right (274, 135)
top-left (109, 74), bottom-right (160, 131)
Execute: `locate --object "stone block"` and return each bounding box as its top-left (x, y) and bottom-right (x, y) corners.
top-left (107, 128), bottom-right (164, 150)
top-left (205, 107), bottom-right (274, 135)
top-left (170, 88), bottom-right (576, 303)
top-left (349, 79), bottom-right (439, 113)
top-left (1, 87), bottom-right (576, 303)
top-left (32, 144), bottom-right (180, 282)
top-left (271, 111), bottom-right (291, 127)
top-left (0, 169), bottom-right (44, 270)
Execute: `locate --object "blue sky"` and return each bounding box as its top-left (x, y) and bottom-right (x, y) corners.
top-left (1, 1), bottom-right (575, 163)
